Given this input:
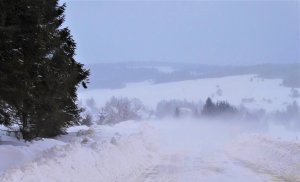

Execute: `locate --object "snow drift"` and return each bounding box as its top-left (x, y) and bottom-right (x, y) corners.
top-left (0, 122), bottom-right (159, 182)
top-left (226, 134), bottom-right (300, 182)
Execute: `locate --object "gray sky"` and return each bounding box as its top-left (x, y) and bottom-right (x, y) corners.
top-left (64, 1), bottom-right (299, 65)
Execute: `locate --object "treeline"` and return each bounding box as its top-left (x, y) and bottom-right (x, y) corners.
top-left (0, 0), bottom-right (89, 140)
top-left (81, 96), bottom-right (300, 126)
top-left (81, 97), bottom-right (241, 125)
top-left (81, 96), bottom-right (299, 126)
top-left (155, 98), bottom-right (237, 118)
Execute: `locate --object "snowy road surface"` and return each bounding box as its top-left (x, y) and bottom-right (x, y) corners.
top-left (0, 120), bottom-right (299, 182)
top-left (130, 120), bottom-right (299, 182)
top-left (133, 153), bottom-right (272, 182)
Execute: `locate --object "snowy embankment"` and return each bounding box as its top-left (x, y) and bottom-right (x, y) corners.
top-left (0, 137), bottom-right (65, 172)
top-left (0, 121), bottom-right (159, 182)
top-left (226, 134), bottom-right (300, 181)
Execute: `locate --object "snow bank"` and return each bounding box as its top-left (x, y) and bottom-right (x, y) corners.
top-left (226, 134), bottom-right (300, 181)
top-left (0, 137), bottom-right (65, 173)
top-left (0, 122), bottom-right (159, 182)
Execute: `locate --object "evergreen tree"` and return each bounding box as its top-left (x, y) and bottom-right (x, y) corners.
top-left (202, 97), bottom-right (215, 116)
top-left (215, 101), bottom-right (237, 115)
top-left (202, 98), bottom-right (237, 117)
top-left (0, 0), bottom-right (89, 140)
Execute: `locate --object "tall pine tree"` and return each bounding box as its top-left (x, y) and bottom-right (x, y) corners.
top-left (0, 0), bottom-right (89, 140)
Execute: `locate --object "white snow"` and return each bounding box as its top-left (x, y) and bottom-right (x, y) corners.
top-left (0, 119), bottom-right (299, 182)
top-left (155, 66), bottom-right (176, 74)
top-left (78, 75), bottom-right (299, 112)
top-left (0, 137), bottom-right (65, 172)
top-left (0, 121), bottom-right (160, 182)
top-left (0, 75), bottom-right (299, 182)
top-left (128, 66), bottom-right (176, 74)
top-left (226, 134), bottom-right (300, 181)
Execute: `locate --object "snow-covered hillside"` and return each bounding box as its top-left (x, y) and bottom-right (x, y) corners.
top-left (79, 75), bottom-right (299, 112)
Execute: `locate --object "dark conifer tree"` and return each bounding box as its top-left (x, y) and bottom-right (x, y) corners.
top-left (202, 98), bottom-right (237, 117)
top-left (202, 97), bottom-right (215, 116)
top-left (0, 0), bottom-right (89, 140)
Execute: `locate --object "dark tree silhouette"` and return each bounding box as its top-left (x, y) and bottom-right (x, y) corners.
top-left (0, 0), bottom-right (89, 140)
top-left (202, 98), bottom-right (237, 117)
top-left (202, 97), bottom-right (216, 115)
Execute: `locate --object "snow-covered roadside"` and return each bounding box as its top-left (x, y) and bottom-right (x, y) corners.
top-left (226, 134), bottom-right (300, 182)
top-left (0, 120), bottom-right (299, 182)
top-left (0, 121), bottom-right (160, 182)
top-left (0, 137), bottom-right (66, 173)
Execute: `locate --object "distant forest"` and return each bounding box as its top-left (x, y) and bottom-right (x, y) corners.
top-left (84, 62), bottom-right (300, 89)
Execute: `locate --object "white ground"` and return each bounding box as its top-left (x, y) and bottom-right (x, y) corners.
top-left (0, 119), bottom-right (299, 182)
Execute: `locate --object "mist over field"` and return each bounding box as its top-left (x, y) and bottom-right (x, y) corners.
top-left (73, 63), bottom-right (300, 181)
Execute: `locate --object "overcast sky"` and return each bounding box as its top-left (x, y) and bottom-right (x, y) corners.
top-left (64, 1), bottom-right (299, 65)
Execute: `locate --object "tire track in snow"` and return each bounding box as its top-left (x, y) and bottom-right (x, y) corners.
top-left (133, 153), bottom-right (229, 182)
top-left (134, 154), bottom-right (184, 182)
top-left (132, 151), bottom-right (277, 182)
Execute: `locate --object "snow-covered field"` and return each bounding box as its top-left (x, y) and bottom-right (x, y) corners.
top-left (78, 75), bottom-right (299, 111)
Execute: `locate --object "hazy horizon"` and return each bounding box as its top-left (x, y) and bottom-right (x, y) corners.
top-left (64, 1), bottom-right (299, 65)
top-left (84, 61), bottom-right (300, 66)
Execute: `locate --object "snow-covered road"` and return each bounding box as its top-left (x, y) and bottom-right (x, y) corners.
top-left (0, 119), bottom-right (299, 182)
top-left (130, 120), bottom-right (300, 182)
top-left (133, 153), bottom-right (273, 182)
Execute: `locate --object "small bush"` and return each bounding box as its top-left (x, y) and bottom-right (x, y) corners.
top-left (81, 113), bottom-right (93, 126)
top-left (98, 97), bottom-right (148, 124)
